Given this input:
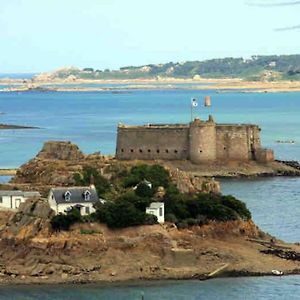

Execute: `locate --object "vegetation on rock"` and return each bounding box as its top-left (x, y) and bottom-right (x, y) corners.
top-left (47, 55), bottom-right (300, 81)
top-left (52, 164), bottom-right (251, 231)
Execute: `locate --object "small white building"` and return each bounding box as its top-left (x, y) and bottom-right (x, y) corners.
top-left (146, 202), bottom-right (164, 224)
top-left (48, 186), bottom-right (99, 216)
top-left (0, 190), bottom-right (41, 210)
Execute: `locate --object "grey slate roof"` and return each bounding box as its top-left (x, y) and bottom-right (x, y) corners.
top-left (50, 186), bottom-right (99, 204)
top-left (147, 202), bottom-right (164, 209)
top-left (0, 190), bottom-right (41, 197)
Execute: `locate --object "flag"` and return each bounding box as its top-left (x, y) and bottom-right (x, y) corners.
top-left (191, 98), bottom-right (198, 107)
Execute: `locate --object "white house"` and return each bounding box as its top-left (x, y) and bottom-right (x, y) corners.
top-left (146, 202), bottom-right (164, 224)
top-left (48, 186), bottom-right (99, 216)
top-left (0, 190), bottom-right (41, 210)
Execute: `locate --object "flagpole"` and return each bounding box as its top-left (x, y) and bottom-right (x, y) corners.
top-left (191, 97), bottom-right (197, 122)
top-left (191, 100), bottom-right (193, 122)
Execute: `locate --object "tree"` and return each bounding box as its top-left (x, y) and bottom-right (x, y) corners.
top-left (73, 166), bottom-right (110, 196)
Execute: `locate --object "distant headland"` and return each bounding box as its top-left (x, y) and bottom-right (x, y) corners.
top-left (2, 54), bottom-right (300, 93)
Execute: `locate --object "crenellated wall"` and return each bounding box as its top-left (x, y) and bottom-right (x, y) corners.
top-left (116, 117), bottom-right (274, 164)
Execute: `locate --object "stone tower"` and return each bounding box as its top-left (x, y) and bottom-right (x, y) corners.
top-left (189, 116), bottom-right (217, 164)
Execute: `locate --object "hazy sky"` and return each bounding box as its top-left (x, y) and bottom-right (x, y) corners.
top-left (1, 0), bottom-right (300, 72)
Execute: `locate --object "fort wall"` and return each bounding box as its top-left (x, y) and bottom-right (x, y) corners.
top-left (116, 117), bottom-right (274, 164)
top-left (216, 125), bottom-right (261, 161)
top-left (116, 125), bottom-right (189, 160)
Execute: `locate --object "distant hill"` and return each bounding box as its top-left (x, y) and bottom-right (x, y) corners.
top-left (38, 55), bottom-right (300, 81)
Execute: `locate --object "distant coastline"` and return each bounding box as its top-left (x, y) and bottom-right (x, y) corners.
top-left (2, 77), bottom-right (300, 93)
top-left (0, 124), bottom-right (38, 130)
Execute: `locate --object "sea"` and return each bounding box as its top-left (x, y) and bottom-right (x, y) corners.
top-left (0, 87), bottom-right (299, 299)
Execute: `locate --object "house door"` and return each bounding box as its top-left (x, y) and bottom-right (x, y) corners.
top-left (15, 198), bottom-right (21, 209)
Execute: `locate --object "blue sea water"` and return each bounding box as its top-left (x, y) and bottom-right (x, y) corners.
top-left (0, 89), bottom-right (299, 298)
top-left (0, 90), bottom-right (299, 168)
top-left (0, 277), bottom-right (299, 300)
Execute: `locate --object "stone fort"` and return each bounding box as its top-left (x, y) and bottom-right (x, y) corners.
top-left (116, 116), bottom-right (274, 164)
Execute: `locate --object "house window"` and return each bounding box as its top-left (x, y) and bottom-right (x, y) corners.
top-left (83, 190), bottom-right (91, 201)
top-left (159, 207), bottom-right (163, 217)
top-left (64, 191), bottom-right (71, 201)
top-left (85, 206), bottom-right (90, 214)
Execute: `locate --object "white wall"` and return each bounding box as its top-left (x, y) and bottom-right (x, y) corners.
top-left (0, 195), bottom-right (26, 210)
top-left (146, 204), bottom-right (164, 224)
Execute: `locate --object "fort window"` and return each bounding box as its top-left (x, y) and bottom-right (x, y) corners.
top-left (199, 150), bottom-right (202, 153)
top-left (174, 150), bottom-right (178, 154)
top-left (148, 149), bottom-right (151, 153)
top-left (121, 149), bottom-right (124, 152)
top-left (130, 149), bottom-right (134, 153)
top-left (139, 149), bottom-right (143, 153)
top-left (156, 150), bottom-right (160, 153)
top-left (224, 147), bottom-right (226, 150)
top-left (165, 149), bottom-right (169, 153)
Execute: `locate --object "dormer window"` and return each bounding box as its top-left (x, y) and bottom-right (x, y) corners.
top-left (83, 190), bottom-right (91, 201)
top-left (64, 191), bottom-right (71, 201)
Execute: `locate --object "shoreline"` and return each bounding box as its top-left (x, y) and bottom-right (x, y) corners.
top-left (0, 270), bottom-right (299, 286)
top-left (2, 78), bottom-right (300, 93)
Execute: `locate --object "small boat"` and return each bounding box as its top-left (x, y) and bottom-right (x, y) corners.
top-left (271, 269), bottom-right (283, 276)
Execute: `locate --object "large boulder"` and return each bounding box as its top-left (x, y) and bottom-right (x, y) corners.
top-left (37, 141), bottom-right (85, 161)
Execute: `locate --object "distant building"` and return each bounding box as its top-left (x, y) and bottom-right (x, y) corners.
top-left (116, 116), bottom-right (274, 164)
top-left (0, 190), bottom-right (41, 210)
top-left (48, 186), bottom-right (99, 216)
top-left (146, 202), bottom-right (164, 224)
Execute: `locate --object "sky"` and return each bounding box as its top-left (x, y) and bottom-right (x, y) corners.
top-left (0, 0), bottom-right (300, 73)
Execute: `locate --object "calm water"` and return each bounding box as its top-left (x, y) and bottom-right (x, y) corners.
top-left (0, 89), bottom-right (299, 298)
top-left (0, 90), bottom-right (299, 168)
top-left (0, 277), bottom-right (299, 300)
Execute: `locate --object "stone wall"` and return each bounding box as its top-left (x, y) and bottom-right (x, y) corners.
top-left (116, 118), bottom-right (273, 164)
top-left (216, 125), bottom-right (261, 162)
top-left (116, 125), bottom-right (189, 160)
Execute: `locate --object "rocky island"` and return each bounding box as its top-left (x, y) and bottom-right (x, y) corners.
top-left (0, 141), bottom-right (298, 284)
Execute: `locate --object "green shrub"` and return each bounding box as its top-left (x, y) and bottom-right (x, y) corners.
top-left (220, 195), bottom-right (251, 220)
top-left (94, 200), bottom-right (146, 229)
top-left (73, 166), bottom-right (110, 196)
top-left (80, 229), bottom-right (99, 235)
top-left (50, 208), bottom-right (82, 231)
top-left (165, 213), bottom-right (178, 223)
top-left (186, 218), bottom-right (198, 226)
top-left (135, 182), bottom-right (155, 198)
top-left (122, 164), bottom-right (170, 189)
top-left (144, 214), bottom-right (158, 225)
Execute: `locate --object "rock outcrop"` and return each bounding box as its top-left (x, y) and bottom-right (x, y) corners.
top-left (12, 141), bottom-right (220, 195)
top-left (37, 141), bottom-right (85, 161)
top-left (169, 168), bottom-right (220, 194)
top-left (2, 198), bottom-right (54, 240)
